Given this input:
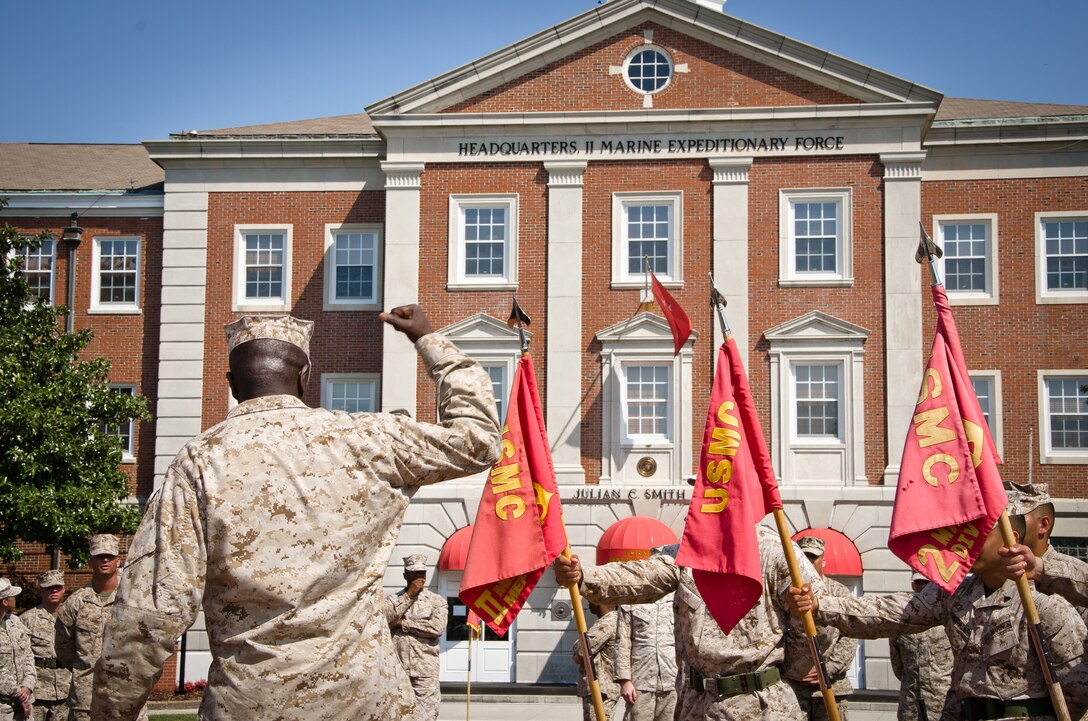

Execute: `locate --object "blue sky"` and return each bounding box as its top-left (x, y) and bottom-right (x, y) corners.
top-left (4, 0), bottom-right (1087, 144)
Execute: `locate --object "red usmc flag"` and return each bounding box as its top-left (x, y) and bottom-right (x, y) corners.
top-left (650, 271), bottom-right (693, 356)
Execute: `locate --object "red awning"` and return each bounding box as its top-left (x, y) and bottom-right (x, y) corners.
top-left (439, 525), bottom-right (473, 571)
top-left (596, 516), bottom-right (679, 566)
top-left (792, 527), bottom-right (863, 577)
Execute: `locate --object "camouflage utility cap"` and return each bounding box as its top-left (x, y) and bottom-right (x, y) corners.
top-left (225, 315), bottom-right (314, 357)
top-left (89, 534), bottom-right (119, 556)
top-left (797, 535), bottom-right (826, 558)
top-left (1007, 483), bottom-right (1051, 516)
top-left (404, 554), bottom-right (428, 572)
top-left (0, 578), bottom-right (22, 599)
top-left (37, 570), bottom-right (64, 588)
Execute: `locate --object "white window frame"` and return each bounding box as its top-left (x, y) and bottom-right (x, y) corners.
top-left (1035, 212), bottom-right (1088, 304)
top-left (789, 361), bottom-right (845, 445)
top-left (233, 224), bottom-right (293, 312)
top-left (621, 45), bottom-right (675, 96)
top-left (1037, 370), bottom-right (1088, 464)
top-left (611, 191), bottom-right (684, 289)
top-left (619, 361), bottom-right (673, 446)
top-left (105, 384), bottom-right (136, 463)
top-left (323, 223), bottom-right (383, 311)
top-left (967, 370), bottom-right (1004, 458)
top-left (476, 359), bottom-right (514, 427)
top-left (16, 236), bottom-right (56, 303)
top-left (935, 214), bottom-right (999, 305)
top-left (779, 189), bottom-right (853, 287)
top-left (321, 373), bottom-right (380, 413)
top-left (448, 195), bottom-right (518, 290)
top-left (89, 236), bottom-right (141, 314)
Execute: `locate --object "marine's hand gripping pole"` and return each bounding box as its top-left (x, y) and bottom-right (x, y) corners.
top-left (709, 274), bottom-right (841, 721)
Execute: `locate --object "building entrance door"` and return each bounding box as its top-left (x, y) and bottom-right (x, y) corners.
top-left (437, 572), bottom-right (515, 682)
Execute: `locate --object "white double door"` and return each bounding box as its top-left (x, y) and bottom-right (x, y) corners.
top-left (437, 572), bottom-right (515, 683)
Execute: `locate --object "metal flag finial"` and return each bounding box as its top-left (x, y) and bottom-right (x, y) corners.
top-left (708, 272), bottom-right (731, 339)
top-left (507, 297), bottom-right (531, 354)
top-left (916, 222), bottom-right (944, 286)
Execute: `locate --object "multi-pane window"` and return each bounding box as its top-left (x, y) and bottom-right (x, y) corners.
top-left (323, 377), bottom-right (378, 413)
top-left (333, 231), bottom-right (377, 302)
top-left (18, 238), bottom-right (54, 301)
top-left (625, 48), bottom-right (672, 94)
top-left (1042, 219), bottom-right (1087, 292)
top-left (101, 385), bottom-right (135, 458)
top-left (464, 207), bottom-right (506, 278)
top-left (943, 223), bottom-right (988, 292)
top-left (793, 202), bottom-right (839, 274)
top-left (480, 363), bottom-right (508, 425)
top-left (625, 364), bottom-right (670, 439)
top-left (794, 364), bottom-right (840, 438)
top-left (244, 232), bottom-right (285, 299)
top-left (626, 205), bottom-right (671, 275)
top-left (1046, 377), bottom-right (1088, 451)
top-left (91, 237), bottom-right (140, 310)
top-left (972, 377), bottom-right (993, 428)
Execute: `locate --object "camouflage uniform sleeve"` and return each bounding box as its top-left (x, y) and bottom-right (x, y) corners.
top-left (889, 635), bottom-right (904, 681)
top-left (817, 588), bottom-right (942, 640)
top-left (1034, 589), bottom-right (1088, 706)
top-left (587, 614), bottom-right (615, 657)
top-left (11, 617), bottom-right (35, 691)
top-left (54, 596), bottom-right (78, 669)
top-left (822, 580), bottom-right (860, 679)
top-left (399, 594), bottom-right (448, 639)
top-left (379, 334), bottom-right (502, 488)
top-left (385, 593), bottom-right (411, 625)
top-left (1037, 547), bottom-right (1088, 608)
top-left (580, 552), bottom-right (682, 607)
top-left (612, 606), bottom-right (633, 682)
top-left (92, 449), bottom-right (207, 721)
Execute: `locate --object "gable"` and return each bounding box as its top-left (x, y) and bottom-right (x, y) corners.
top-left (443, 22), bottom-right (861, 114)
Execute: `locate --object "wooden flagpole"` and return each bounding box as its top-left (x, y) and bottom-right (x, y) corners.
top-left (917, 226), bottom-right (1070, 721)
top-left (466, 626), bottom-right (472, 721)
top-left (709, 276), bottom-right (841, 721)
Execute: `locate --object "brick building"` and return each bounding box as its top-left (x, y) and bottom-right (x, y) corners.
top-left (2, 0), bottom-right (1086, 690)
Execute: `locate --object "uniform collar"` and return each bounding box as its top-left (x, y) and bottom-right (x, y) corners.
top-left (227, 394), bottom-right (309, 419)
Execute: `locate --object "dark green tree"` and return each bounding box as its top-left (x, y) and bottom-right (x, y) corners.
top-left (0, 216), bottom-right (149, 567)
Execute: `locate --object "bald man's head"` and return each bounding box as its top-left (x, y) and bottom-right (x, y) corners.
top-left (227, 338), bottom-right (311, 402)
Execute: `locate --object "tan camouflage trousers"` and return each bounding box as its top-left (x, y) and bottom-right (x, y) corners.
top-left (409, 676), bottom-right (440, 721)
top-left (582, 695), bottom-right (620, 721)
top-left (31, 700), bottom-right (67, 721)
top-left (624, 689), bottom-right (676, 721)
top-left (676, 679), bottom-right (806, 721)
top-left (798, 694), bottom-right (849, 721)
top-left (0, 699), bottom-right (29, 721)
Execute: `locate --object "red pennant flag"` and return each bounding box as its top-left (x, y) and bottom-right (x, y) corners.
top-left (460, 354), bottom-right (567, 635)
top-left (465, 610), bottom-right (482, 641)
top-left (888, 285), bottom-right (1007, 593)
top-left (675, 337), bottom-right (783, 635)
top-left (650, 271), bottom-right (693, 356)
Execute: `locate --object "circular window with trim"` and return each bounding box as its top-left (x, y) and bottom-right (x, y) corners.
top-left (623, 46), bottom-right (674, 94)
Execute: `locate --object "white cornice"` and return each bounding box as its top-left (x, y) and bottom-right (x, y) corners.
top-left (143, 138), bottom-right (386, 162)
top-left (0, 192), bottom-right (164, 217)
top-left (925, 119), bottom-right (1088, 147)
top-left (544, 160), bottom-right (587, 187)
top-left (880, 152), bottom-right (926, 181)
top-left (380, 162), bottom-right (424, 189)
top-left (708, 156), bottom-right (753, 184)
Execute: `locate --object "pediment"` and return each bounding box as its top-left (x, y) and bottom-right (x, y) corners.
top-left (367, 0), bottom-right (940, 117)
top-left (596, 312), bottom-right (698, 346)
top-left (439, 312), bottom-right (530, 345)
top-left (763, 311), bottom-right (869, 345)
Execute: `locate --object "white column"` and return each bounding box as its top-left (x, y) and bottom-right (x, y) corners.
top-left (153, 187), bottom-right (208, 490)
top-left (380, 162), bottom-right (424, 414)
top-left (709, 157), bottom-right (753, 363)
top-left (544, 161), bottom-right (587, 485)
top-left (880, 152), bottom-right (926, 484)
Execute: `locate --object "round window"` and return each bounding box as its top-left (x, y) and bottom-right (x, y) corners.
top-left (624, 47), bottom-right (673, 94)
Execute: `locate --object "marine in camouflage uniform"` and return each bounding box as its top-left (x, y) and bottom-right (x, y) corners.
top-left (614, 594), bottom-right (677, 721)
top-left (785, 537), bottom-right (855, 721)
top-left (574, 604), bottom-right (620, 721)
top-left (795, 519), bottom-right (1088, 721)
top-left (0, 579), bottom-right (34, 721)
top-left (385, 555), bottom-right (449, 721)
top-left (20, 571), bottom-right (70, 721)
top-left (889, 574), bottom-right (953, 721)
top-left (556, 525), bottom-right (825, 721)
top-left (56, 535), bottom-right (147, 721)
top-left (91, 309), bottom-right (501, 721)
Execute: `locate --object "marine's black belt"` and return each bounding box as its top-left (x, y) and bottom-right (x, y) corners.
top-left (689, 666), bottom-right (781, 698)
top-left (34, 657), bottom-right (59, 669)
top-left (962, 697), bottom-right (1054, 720)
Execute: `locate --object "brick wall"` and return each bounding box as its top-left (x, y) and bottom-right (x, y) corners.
top-left (922, 176), bottom-right (1088, 497)
top-left (446, 22), bottom-right (859, 113)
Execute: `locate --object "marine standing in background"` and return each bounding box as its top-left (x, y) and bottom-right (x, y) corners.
top-left (0, 578), bottom-right (34, 721)
top-left (889, 573), bottom-right (953, 721)
top-left (785, 536), bottom-right (856, 721)
top-left (574, 603), bottom-right (620, 721)
top-left (91, 307), bottom-right (500, 721)
top-left (385, 554), bottom-right (449, 721)
top-left (614, 593), bottom-right (677, 721)
top-left (55, 535), bottom-right (146, 721)
top-left (554, 525), bottom-right (825, 721)
top-left (20, 571), bottom-right (70, 721)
